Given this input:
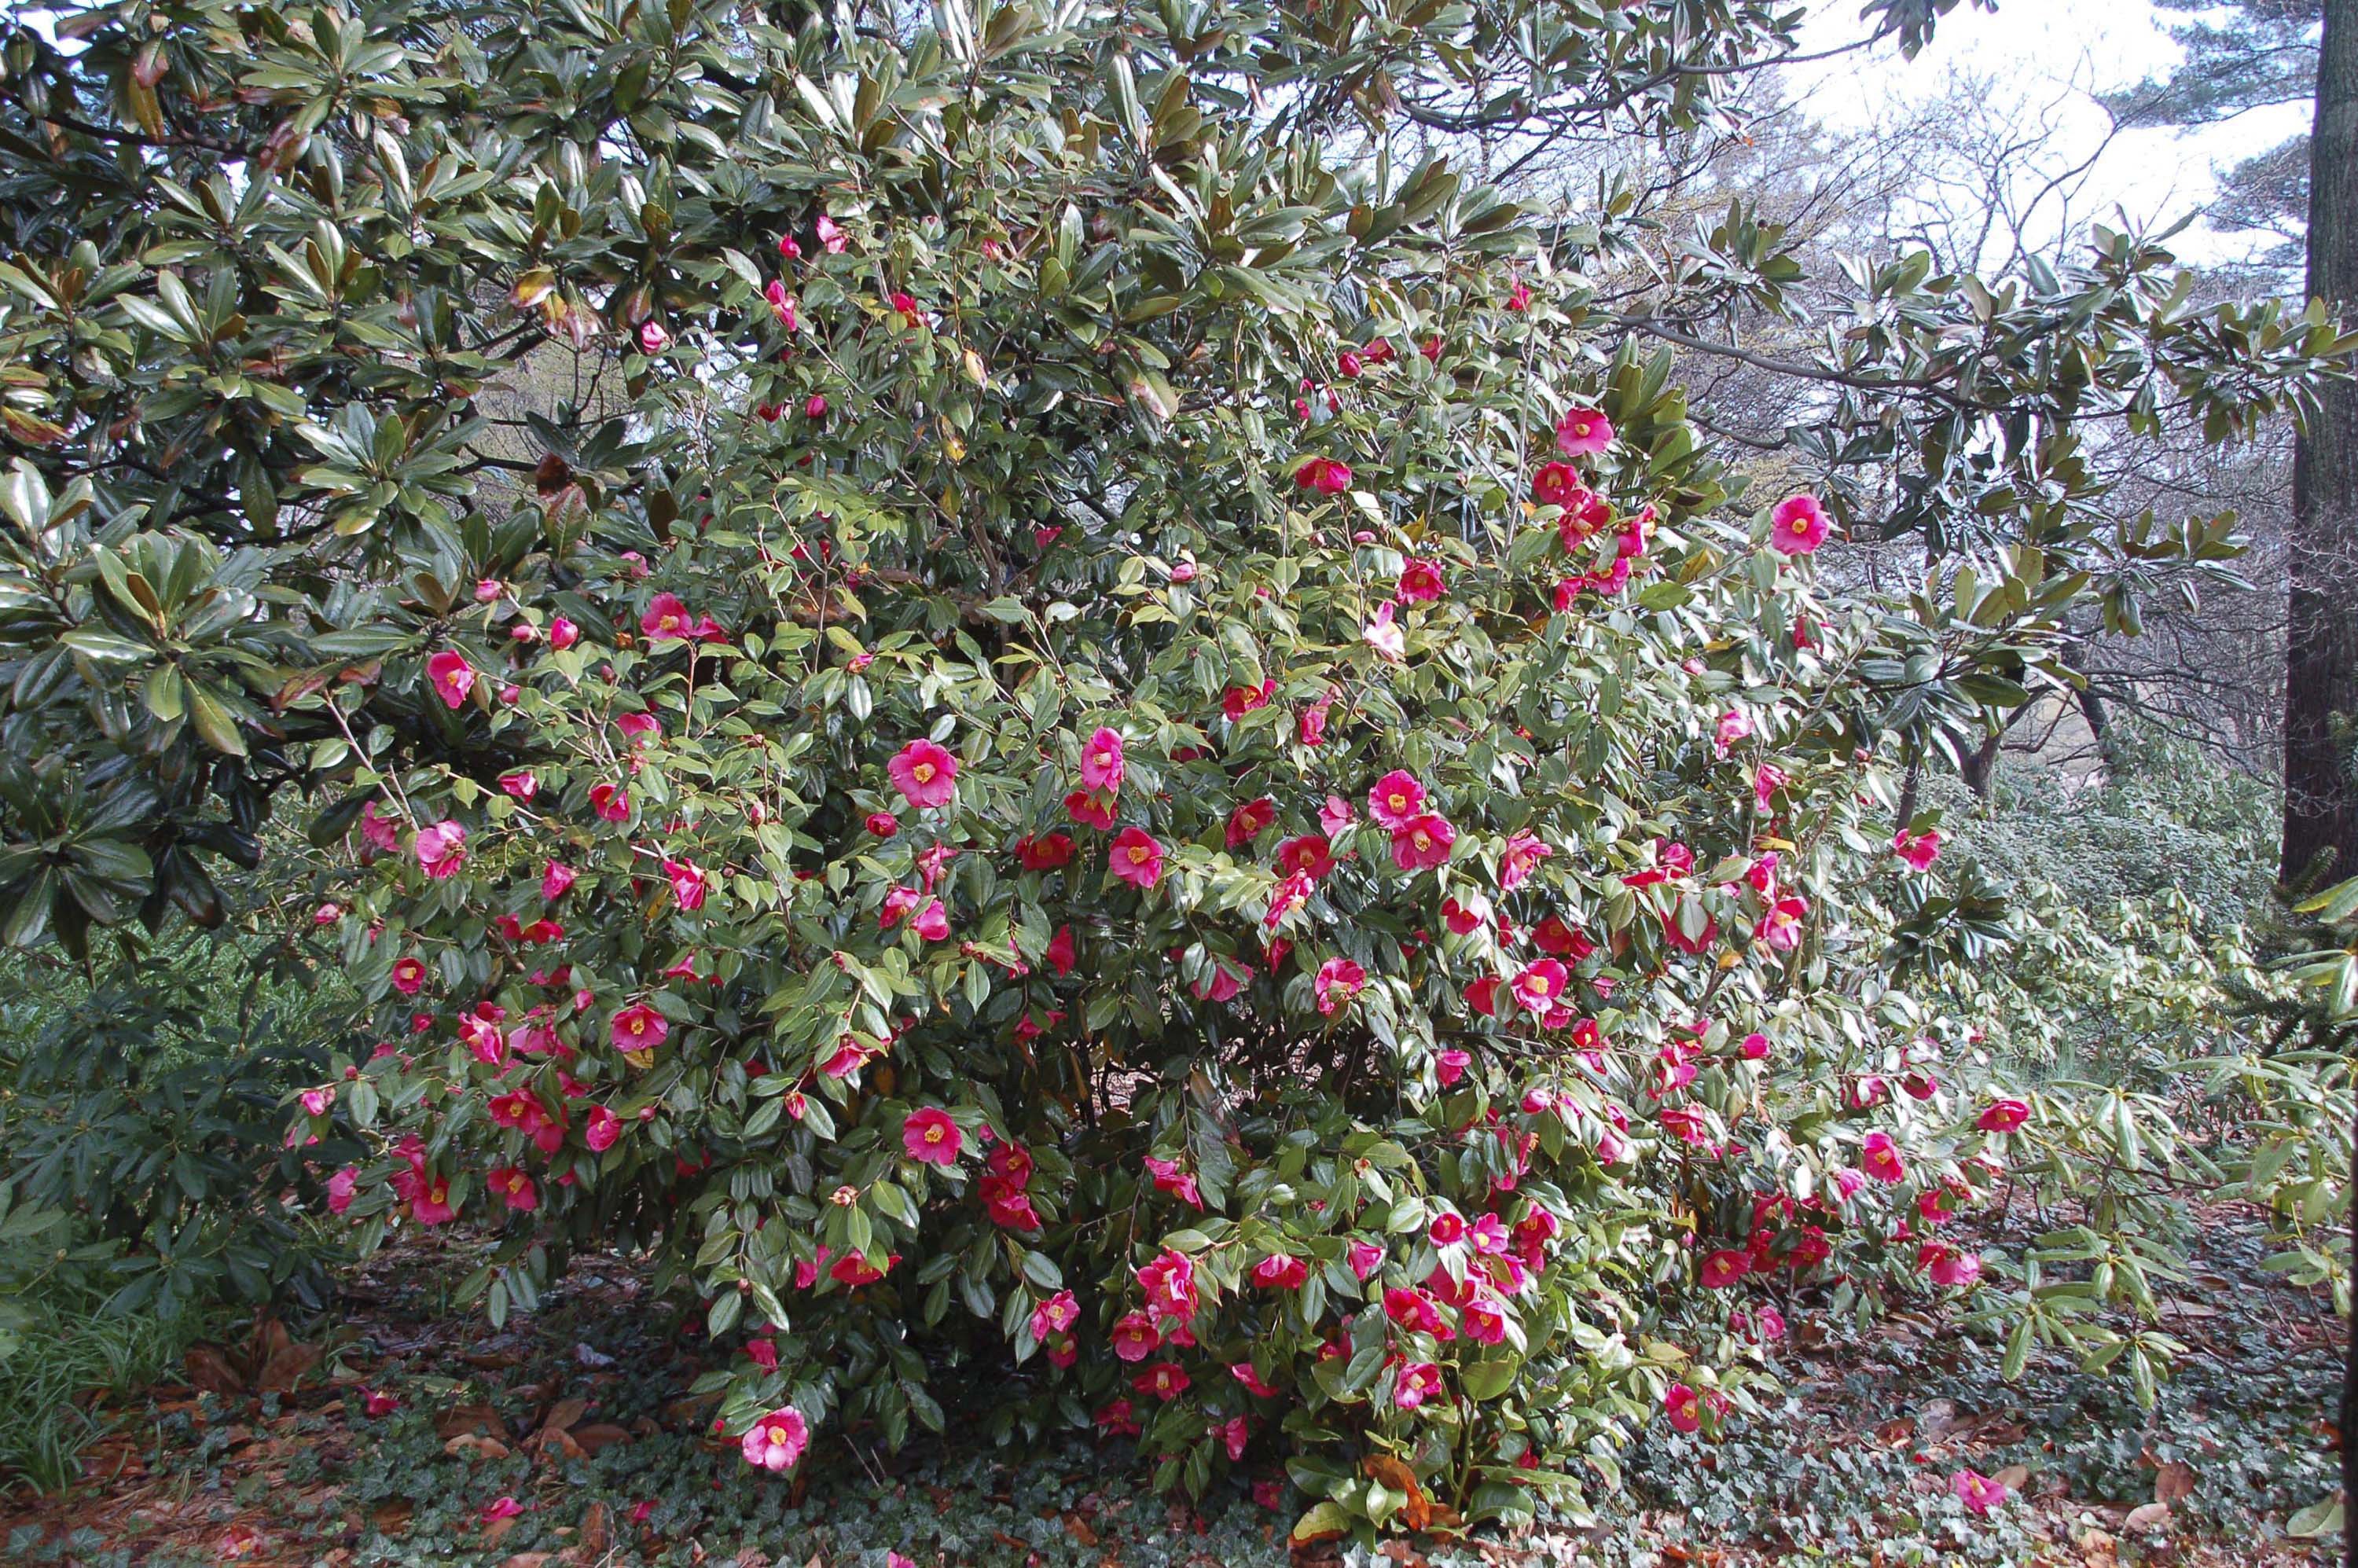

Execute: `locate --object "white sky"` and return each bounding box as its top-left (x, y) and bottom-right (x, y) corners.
top-left (1795, 0), bottom-right (2316, 266)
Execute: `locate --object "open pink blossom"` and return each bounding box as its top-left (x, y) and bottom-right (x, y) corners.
top-left (1860, 1130), bottom-right (1906, 1184)
top-left (910, 898), bottom-right (949, 942)
top-left (1699, 1249), bottom-right (1750, 1288)
top-left (611, 1003), bottom-right (667, 1055)
top-left (1363, 600), bottom-right (1405, 660)
top-left (1461, 1295), bottom-right (1508, 1345)
top-left (1436, 1048), bottom-right (1471, 1086)
top-left (1225, 796), bottom-right (1276, 848)
top-left (1714, 710), bottom-right (1752, 758)
top-left (1664, 1383), bottom-right (1720, 1434)
top-left (1143, 1155), bottom-right (1202, 1208)
top-left (1893, 828), bottom-right (1943, 869)
top-left (887, 738), bottom-right (959, 809)
top-left (426, 650), bottom-right (476, 709)
top-left (1555, 405), bottom-right (1614, 457)
top-left (590, 782), bottom-right (630, 822)
top-left (1390, 812), bottom-right (1456, 870)
top-left (1079, 727), bottom-right (1126, 793)
top-left (1499, 831), bottom-right (1551, 890)
top-left (585, 1105), bottom-right (621, 1151)
top-left (1770, 493), bottom-right (1830, 554)
top-left (1393, 1361), bottom-right (1444, 1411)
top-left (741, 1407), bottom-right (809, 1472)
top-left (903, 1106), bottom-right (963, 1166)
top-left (1367, 770), bottom-right (1427, 828)
top-left (542, 861), bottom-right (577, 901)
top-left (665, 859), bottom-right (708, 911)
top-left (1110, 827), bottom-right (1166, 889)
top-left (1251, 1253), bottom-right (1309, 1290)
top-left (1757, 894), bottom-right (1809, 952)
top-left (1951, 1467), bottom-right (2008, 1515)
top-left (1510, 960), bottom-right (1567, 1013)
top-left (1314, 956), bottom-right (1366, 1015)
top-left (641, 593), bottom-right (723, 642)
top-left (413, 821), bottom-right (466, 879)
top-left (1030, 1290), bottom-right (1079, 1341)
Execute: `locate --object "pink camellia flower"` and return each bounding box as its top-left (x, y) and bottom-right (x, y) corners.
top-left (1390, 813), bottom-right (1455, 870)
top-left (1893, 828), bottom-right (1943, 869)
top-left (361, 800), bottom-right (402, 854)
top-left (1298, 696), bottom-right (1331, 747)
top-left (1663, 1383), bottom-right (1709, 1434)
top-left (1367, 769), bottom-right (1427, 828)
top-left (911, 898), bottom-right (949, 942)
top-left (497, 770), bottom-right (537, 801)
top-left (1505, 280), bottom-right (1531, 311)
top-left (1699, 1250), bottom-right (1750, 1289)
top-left (1757, 894), bottom-right (1809, 953)
top-left (617, 711), bottom-right (660, 744)
top-left (889, 290), bottom-right (924, 327)
top-left (301, 1086), bottom-right (335, 1116)
top-left (1754, 762), bottom-right (1789, 812)
top-left (1860, 1130), bottom-right (1906, 1184)
top-left (544, 615), bottom-right (579, 651)
top-left (1978, 1098), bottom-right (2030, 1133)
top-left (391, 956), bottom-right (428, 995)
top-left (414, 821), bottom-right (466, 879)
top-left (1393, 1362), bottom-right (1444, 1411)
top-left (887, 738), bottom-right (959, 809)
top-left (816, 214), bottom-right (848, 253)
top-left (1921, 1241), bottom-right (1982, 1288)
top-left (363, 1388), bottom-right (399, 1416)
top-left (665, 859), bottom-right (708, 912)
top-left (1143, 1155), bottom-right (1202, 1208)
top-left (777, 232), bottom-right (803, 260)
top-left (1079, 727), bottom-right (1126, 793)
top-left (1510, 960), bottom-right (1567, 1014)
top-left (637, 320), bottom-right (670, 354)
top-left (590, 782), bottom-right (630, 822)
top-left (1029, 1290), bottom-right (1079, 1342)
top-left (1293, 457), bottom-right (1353, 494)
top-left (1464, 975), bottom-right (1500, 1016)
top-left (1555, 405), bottom-right (1613, 457)
top-left (1364, 600), bottom-right (1405, 660)
top-left (1499, 831), bottom-right (1551, 890)
top-left (764, 279), bottom-right (801, 330)
top-left (1223, 680), bottom-right (1276, 722)
top-left (804, 393), bottom-right (828, 420)
top-left (426, 649), bottom-right (476, 709)
top-left (1314, 957), bottom-right (1366, 1015)
top-left (542, 861), bottom-right (577, 902)
top-left (1770, 493), bottom-right (1831, 555)
top-left (1397, 557), bottom-right (1446, 604)
top-left (1436, 1048), bottom-right (1471, 1086)
top-left (1225, 796), bottom-right (1276, 848)
top-left (1251, 1253), bottom-right (1309, 1290)
top-left (410, 1175), bottom-right (455, 1226)
top-left (1714, 710), bottom-right (1753, 758)
top-left (325, 1166), bottom-right (358, 1214)
top-left (1320, 794), bottom-right (1357, 835)
top-left (1442, 897), bottom-right (1484, 935)
top-left (1109, 827), bottom-right (1166, 890)
top-left (1951, 1467), bottom-right (2008, 1515)
top-left (903, 1106), bottom-right (963, 1166)
top-left (585, 1105), bottom-right (621, 1151)
top-left (1740, 1032), bottom-right (1771, 1061)
top-left (1429, 1210), bottom-right (1467, 1247)
top-left (741, 1407), bottom-right (809, 1472)
top-left (611, 1003), bottom-right (668, 1055)
top-left (483, 1496), bottom-right (525, 1522)
top-left (1461, 1295), bottom-right (1508, 1345)
top-left (1348, 1239), bottom-right (1387, 1280)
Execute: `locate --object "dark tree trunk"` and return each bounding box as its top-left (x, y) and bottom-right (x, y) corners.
top-left (2290, 0), bottom-right (2358, 896)
top-left (2301, 9), bottom-right (2358, 1562)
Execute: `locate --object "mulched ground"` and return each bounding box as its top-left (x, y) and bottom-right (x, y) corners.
top-left (2, 1203), bottom-right (2341, 1568)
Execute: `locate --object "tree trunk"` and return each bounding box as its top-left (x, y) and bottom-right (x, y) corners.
top-left (2299, 11), bottom-right (2358, 1563)
top-left (2289, 0), bottom-right (2358, 896)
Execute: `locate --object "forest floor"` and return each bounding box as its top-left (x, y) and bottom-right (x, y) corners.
top-left (1, 1203), bottom-right (2341, 1568)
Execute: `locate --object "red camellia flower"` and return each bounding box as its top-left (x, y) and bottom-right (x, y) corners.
top-left (1291, 456), bottom-right (1353, 494)
top-left (426, 649), bottom-right (476, 709)
top-left (1045, 924), bottom-right (1077, 976)
top-left (1225, 796), bottom-right (1276, 848)
top-left (1222, 680), bottom-right (1276, 722)
top-left (1065, 790), bottom-right (1117, 830)
top-left (1699, 1249), bottom-right (1749, 1288)
top-left (1893, 828), bottom-right (1943, 869)
top-left (866, 810), bottom-right (899, 837)
top-left (665, 858), bottom-right (708, 911)
top-left (1396, 557), bottom-right (1446, 604)
top-left (1018, 832), bottom-right (1075, 870)
top-left (1276, 834), bottom-right (1334, 880)
top-left (590, 782), bottom-right (630, 822)
top-left (887, 738), bottom-right (959, 809)
top-left (1109, 827), bottom-right (1166, 890)
top-left (391, 956), bottom-right (428, 994)
top-left (1977, 1098), bottom-right (2030, 1133)
top-left (903, 1106), bottom-right (963, 1166)
top-left (611, 1003), bottom-right (668, 1055)
top-left (487, 1164), bottom-right (538, 1212)
top-left (1251, 1253), bottom-right (1308, 1290)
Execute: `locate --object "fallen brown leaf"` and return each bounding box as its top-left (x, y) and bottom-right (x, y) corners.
top-left (2153, 1461), bottom-right (2195, 1506)
top-left (1064, 1513), bottom-right (1100, 1548)
top-left (2123, 1501), bottom-right (2173, 1533)
top-left (438, 1404), bottom-right (506, 1441)
top-left (184, 1346), bottom-right (246, 1396)
top-left (1993, 1464), bottom-right (2031, 1492)
top-left (572, 1423), bottom-right (631, 1453)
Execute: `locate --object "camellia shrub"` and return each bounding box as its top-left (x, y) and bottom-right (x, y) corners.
top-left (0, 0), bottom-right (2342, 1544)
